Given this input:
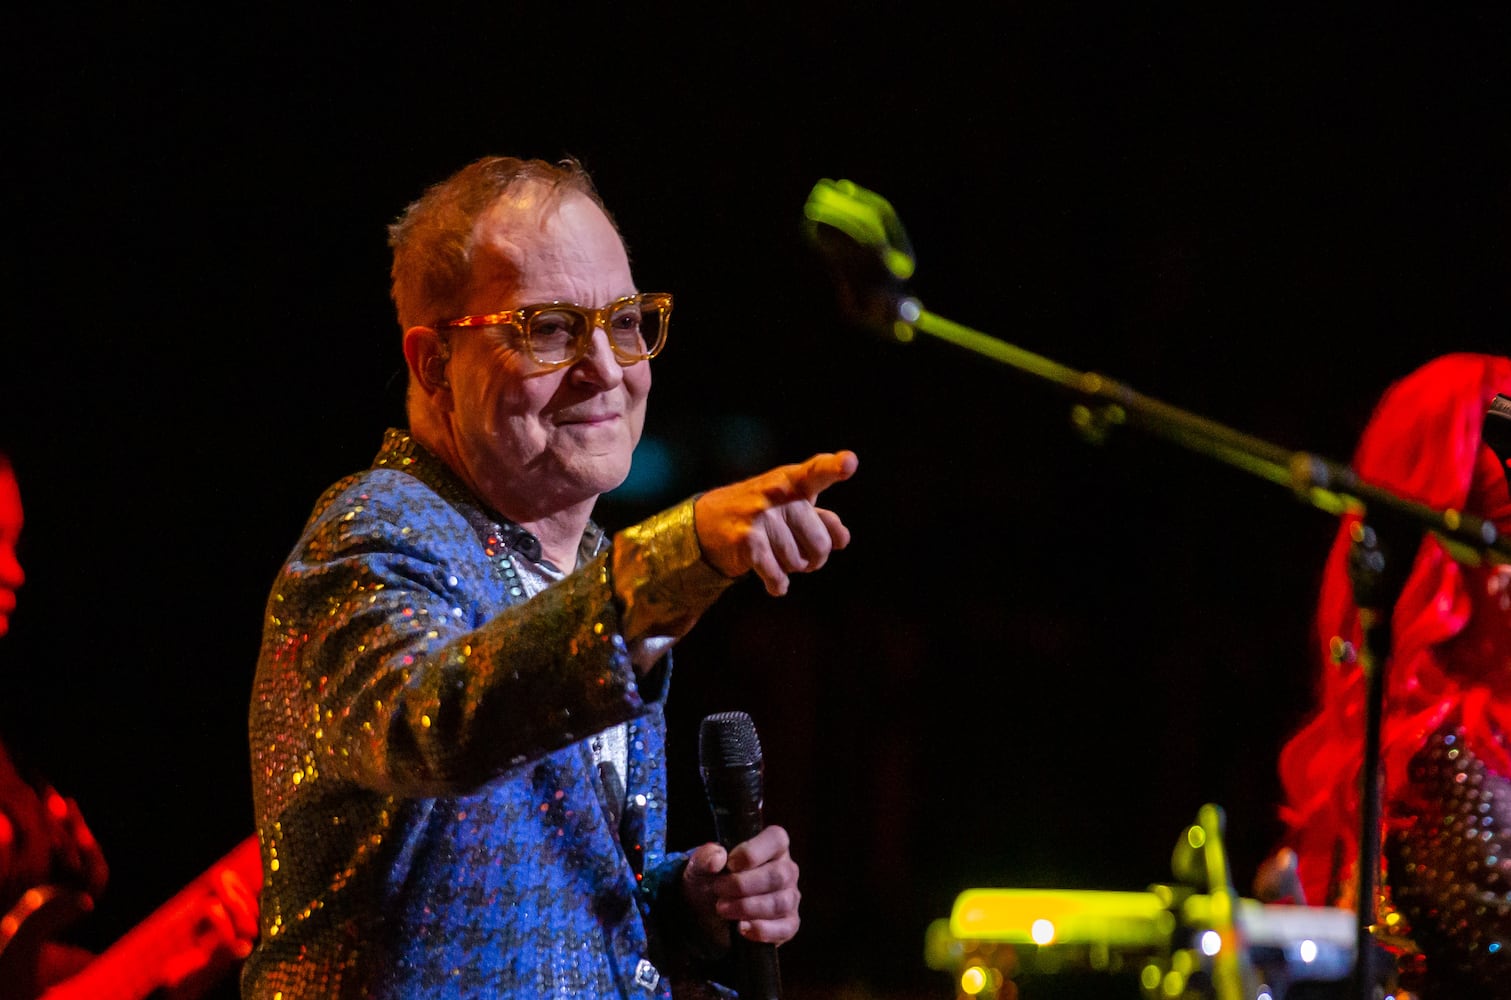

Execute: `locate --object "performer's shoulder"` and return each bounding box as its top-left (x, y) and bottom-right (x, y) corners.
top-left (304, 466), bottom-right (446, 529)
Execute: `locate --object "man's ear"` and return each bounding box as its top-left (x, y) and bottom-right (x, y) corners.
top-left (403, 326), bottom-right (452, 402)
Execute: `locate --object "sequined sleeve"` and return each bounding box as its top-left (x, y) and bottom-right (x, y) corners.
top-left (612, 496), bottom-right (735, 644)
top-left (255, 472), bottom-right (651, 798)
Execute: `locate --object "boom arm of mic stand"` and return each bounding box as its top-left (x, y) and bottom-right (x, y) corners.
top-left (807, 176), bottom-right (1487, 998)
top-left (906, 299), bottom-right (1492, 1000)
top-left (900, 299), bottom-right (1511, 563)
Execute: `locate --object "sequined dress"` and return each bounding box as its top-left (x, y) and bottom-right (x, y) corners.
top-left (245, 429), bottom-right (733, 999)
top-left (1386, 725), bottom-right (1511, 995)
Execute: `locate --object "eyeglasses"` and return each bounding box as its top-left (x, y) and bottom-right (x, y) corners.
top-left (441, 292), bottom-right (672, 370)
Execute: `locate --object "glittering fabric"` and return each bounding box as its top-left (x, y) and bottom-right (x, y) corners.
top-left (614, 501), bottom-right (729, 642)
top-left (1385, 725), bottom-right (1511, 996)
top-left (245, 429), bottom-right (733, 999)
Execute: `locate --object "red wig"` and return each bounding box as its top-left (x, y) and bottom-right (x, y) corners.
top-left (1278, 352), bottom-right (1511, 908)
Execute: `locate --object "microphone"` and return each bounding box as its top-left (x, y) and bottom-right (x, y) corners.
top-left (699, 711), bottom-right (782, 1000)
top-left (802, 178), bottom-right (921, 342)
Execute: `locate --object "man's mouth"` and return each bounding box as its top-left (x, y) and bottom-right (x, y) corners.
top-left (558, 411), bottom-right (620, 426)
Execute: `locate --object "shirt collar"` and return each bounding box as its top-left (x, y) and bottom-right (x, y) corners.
top-left (372, 427), bottom-right (604, 570)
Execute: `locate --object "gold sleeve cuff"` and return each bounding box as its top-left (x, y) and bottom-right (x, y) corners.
top-left (612, 496), bottom-right (734, 641)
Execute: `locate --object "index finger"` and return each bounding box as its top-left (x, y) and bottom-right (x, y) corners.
top-left (786, 451), bottom-right (859, 502)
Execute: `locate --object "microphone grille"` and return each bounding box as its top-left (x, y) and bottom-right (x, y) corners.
top-left (699, 711), bottom-right (764, 769)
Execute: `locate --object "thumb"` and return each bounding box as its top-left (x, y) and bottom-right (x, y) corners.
top-left (686, 841), bottom-right (729, 878)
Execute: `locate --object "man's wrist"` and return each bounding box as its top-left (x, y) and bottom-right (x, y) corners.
top-left (612, 497), bottom-right (734, 641)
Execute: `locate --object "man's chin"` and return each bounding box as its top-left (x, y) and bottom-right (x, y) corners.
top-left (570, 461), bottom-right (634, 502)
top-left (500, 452), bottom-right (635, 515)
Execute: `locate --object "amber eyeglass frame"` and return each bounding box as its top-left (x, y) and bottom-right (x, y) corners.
top-left (441, 292), bottom-right (673, 371)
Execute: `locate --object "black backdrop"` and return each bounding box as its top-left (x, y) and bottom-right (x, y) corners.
top-left (2, 6), bottom-right (1508, 998)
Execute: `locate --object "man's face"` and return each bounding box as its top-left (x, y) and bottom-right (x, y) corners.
top-left (444, 187), bottom-right (651, 522)
top-left (0, 468), bottom-right (23, 637)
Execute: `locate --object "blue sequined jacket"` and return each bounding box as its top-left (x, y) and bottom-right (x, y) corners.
top-left (245, 430), bottom-right (732, 999)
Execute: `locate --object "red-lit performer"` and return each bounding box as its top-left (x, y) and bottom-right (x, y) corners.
top-left (0, 452), bottom-right (260, 1000)
top-left (1274, 353), bottom-right (1511, 995)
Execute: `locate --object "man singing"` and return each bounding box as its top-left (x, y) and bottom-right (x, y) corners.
top-left (244, 155), bottom-right (857, 999)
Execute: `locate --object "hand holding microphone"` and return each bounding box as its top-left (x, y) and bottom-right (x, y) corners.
top-left (684, 711), bottom-right (797, 999)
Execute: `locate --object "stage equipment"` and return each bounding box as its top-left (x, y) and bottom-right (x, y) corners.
top-left (804, 179), bottom-right (1508, 1000)
top-left (924, 805), bottom-right (1389, 1000)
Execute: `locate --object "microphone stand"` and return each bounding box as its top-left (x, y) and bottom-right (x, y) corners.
top-left (896, 303), bottom-right (1503, 1000)
top-left (803, 178), bottom-right (1510, 1000)
top-left (1340, 513), bottom-right (1417, 999)
top-left (895, 298), bottom-right (1507, 556)
top-left (1170, 804), bottom-right (1256, 1000)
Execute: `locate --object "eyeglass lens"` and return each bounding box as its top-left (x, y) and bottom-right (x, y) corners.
top-left (526, 299), bottom-right (666, 365)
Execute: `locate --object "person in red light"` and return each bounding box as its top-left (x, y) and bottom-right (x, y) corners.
top-left (0, 454), bottom-right (22, 641)
top-left (1274, 353), bottom-right (1511, 995)
top-left (0, 452), bottom-right (260, 1000)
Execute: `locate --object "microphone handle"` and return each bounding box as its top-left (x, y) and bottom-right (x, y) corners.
top-left (736, 940), bottom-right (782, 1000)
top-left (704, 765), bottom-right (782, 1000)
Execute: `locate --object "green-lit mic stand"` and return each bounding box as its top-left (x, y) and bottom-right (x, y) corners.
top-left (803, 177), bottom-right (1510, 1000)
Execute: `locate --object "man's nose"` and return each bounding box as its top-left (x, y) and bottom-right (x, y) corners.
top-left (572, 327), bottom-right (626, 387)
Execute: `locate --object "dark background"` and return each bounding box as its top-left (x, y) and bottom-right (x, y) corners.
top-left (2, 6), bottom-right (1508, 998)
